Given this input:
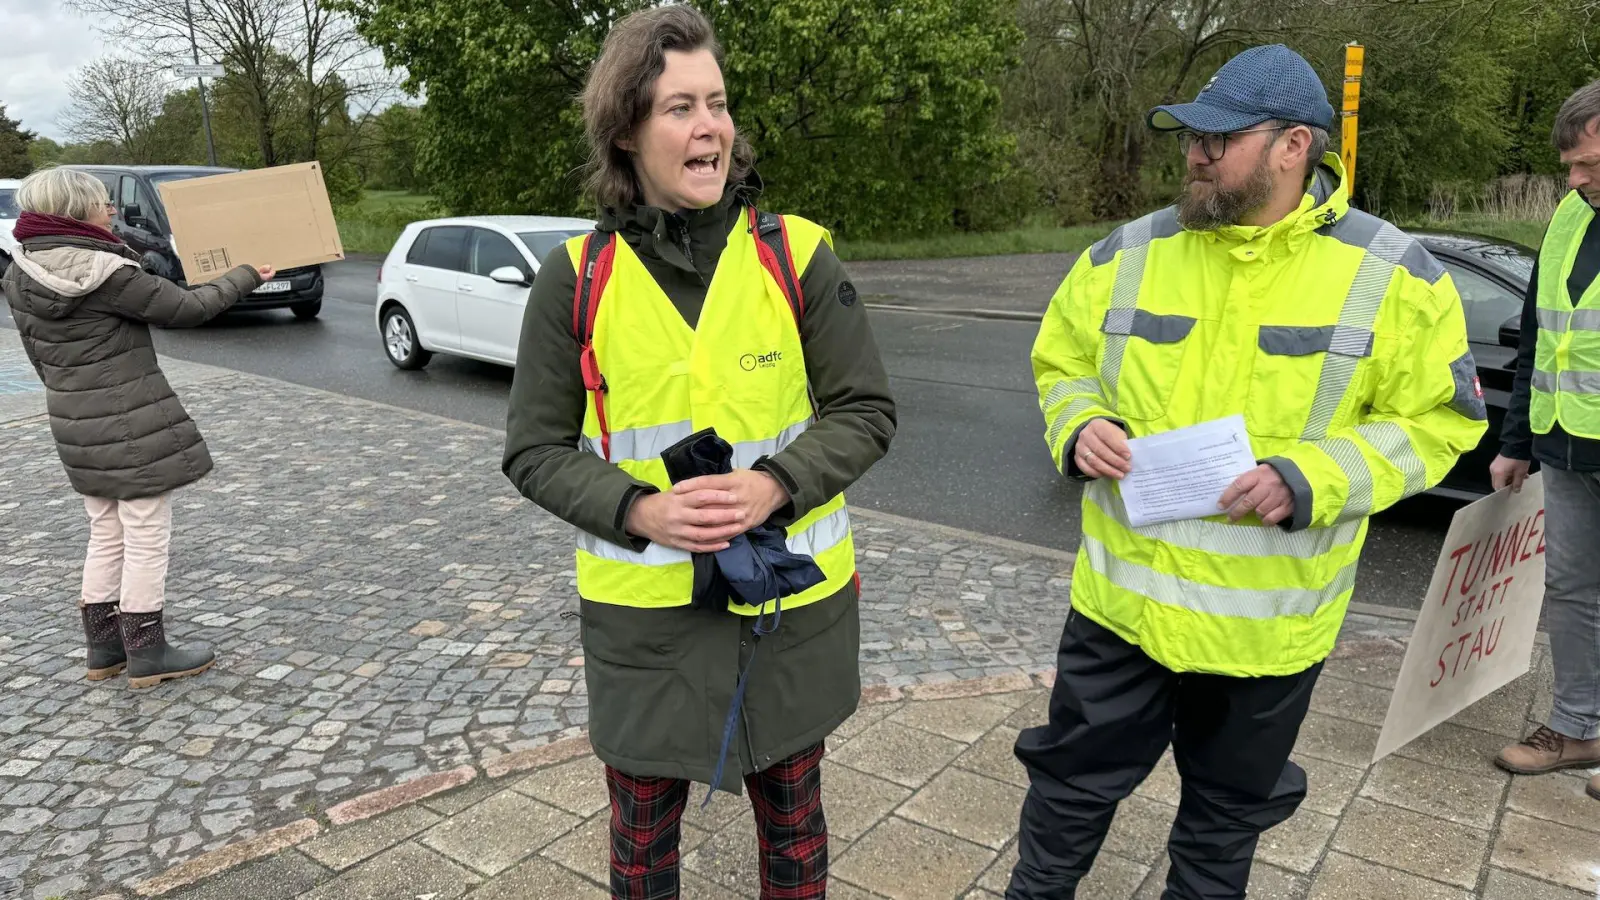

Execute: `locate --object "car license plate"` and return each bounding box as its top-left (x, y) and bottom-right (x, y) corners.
top-left (252, 280), bottom-right (292, 294)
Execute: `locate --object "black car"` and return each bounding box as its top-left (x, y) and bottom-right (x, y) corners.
top-left (1411, 230), bottom-right (1536, 499)
top-left (64, 165), bottom-right (325, 320)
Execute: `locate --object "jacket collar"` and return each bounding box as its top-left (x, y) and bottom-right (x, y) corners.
top-left (1194, 152), bottom-right (1351, 257)
top-left (597, 175), bottom-right (762, 275)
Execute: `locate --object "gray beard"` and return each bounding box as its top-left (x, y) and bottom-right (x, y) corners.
top-left (1176, 155), bottom-right (1275, 231)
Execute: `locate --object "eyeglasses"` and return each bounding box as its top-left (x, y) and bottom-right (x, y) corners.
top-left (1176, 125), bottom-right (1288, 162)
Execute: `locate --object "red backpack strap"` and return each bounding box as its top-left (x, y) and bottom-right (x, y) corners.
top-left (571, 232), bottom-right (617, 460)
top-left (751, 208), bottom-right (805, 328)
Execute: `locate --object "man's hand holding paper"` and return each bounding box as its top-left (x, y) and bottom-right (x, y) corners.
top-left (1080, 414), bottom-right (1291, 528)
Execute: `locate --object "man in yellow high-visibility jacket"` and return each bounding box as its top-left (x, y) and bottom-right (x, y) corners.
top-left (1008, 45), bottom-right (1487, 899)
top-left (1489, 78), bottom-right (1600, 801)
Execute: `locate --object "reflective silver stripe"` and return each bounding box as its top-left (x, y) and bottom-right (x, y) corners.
top-left (1319, 210), bottom-right (1445, 284)
top-left (1356, 421), bottom-right (1428, 497)
top-left (1081, 533), bottom-right (1356, 619)
top-left (1086, 480), bottom-right (1360, 558)
top-left (1539, 308), bottom-right (1572, 332)
top-left (576, 530), bottom-right (692, 566)
top-left (1303, 253), bottom-right (1391, 439)
top-left (1087, 207), bottom-right (1182, 267)
top-left (732, 419), bottom-right (812, 469)
top-left (1047, 396), bottom-right (1102, 450)
top-left (788, 506), bottom-right (851, 558)
top-left (1557, 370), bottom-right (1600, 394)
top-left (1257, 325), bottom-right (1374, 358)
top-left (1042, 377), bottom-right (1102, 413)
top-left (1538, 307), bottom-right (1600, 333)
top-left (575, 505), bottom-right (848, 569)
top-left (1101, 310), bottom-right (1196, 344)
top-left (582, 420), bottom-right (695, 461)
top-left (1100, 218), bottom-right (1154, 409)
top-left (1319, 436), bottom-right (1375, 519)
top-left (1531, 368), bottom-right (1600, 395)
top-left (583, 419), bottom-right (811, 466)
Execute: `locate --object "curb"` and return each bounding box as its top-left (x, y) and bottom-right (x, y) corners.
top-left (131, 818), bottom-right (322, 897)
top-left (126, 675), bottom-right (1049, 897)
top-left (864, 301), bottom-right (1045, 322)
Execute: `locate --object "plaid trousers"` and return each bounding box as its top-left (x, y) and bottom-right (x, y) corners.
top-left (605, 742), bottom-right (829, 900)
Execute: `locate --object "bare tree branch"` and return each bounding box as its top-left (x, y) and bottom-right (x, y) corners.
top-left (61, 56), bottom-right (173, 163)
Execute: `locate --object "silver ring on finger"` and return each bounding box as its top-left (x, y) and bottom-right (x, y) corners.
top-left (1085, 449), bottom-right (1097, 458)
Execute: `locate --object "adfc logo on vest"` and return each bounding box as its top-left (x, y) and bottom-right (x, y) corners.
top-left (740, 350), bottom-right (783, 371)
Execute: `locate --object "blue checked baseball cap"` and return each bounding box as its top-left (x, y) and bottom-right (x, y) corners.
top-left (1148, 44), bottom-right (1334, 134)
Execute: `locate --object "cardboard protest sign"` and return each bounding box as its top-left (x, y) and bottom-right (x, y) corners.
top-left (1372, 473), bottom-right (1547, 764)
top-left (156, 162), bottom-right (344, 284)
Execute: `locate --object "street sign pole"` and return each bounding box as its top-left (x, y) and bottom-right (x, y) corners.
top-left (183, 0), bottom-right (218, 167)
top-left (1342, 43), bottom-right (1364, 198)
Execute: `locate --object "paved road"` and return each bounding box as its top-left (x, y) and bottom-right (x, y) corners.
top-left (0, 257), bottom-right (1459, 609)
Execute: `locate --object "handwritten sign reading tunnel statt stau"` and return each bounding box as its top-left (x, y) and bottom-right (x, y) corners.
top-left (1373, 473), bottom-right (1548, 763)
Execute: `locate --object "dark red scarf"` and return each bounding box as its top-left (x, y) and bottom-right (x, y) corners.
top-left (12, 212), bottom-right (122, 245)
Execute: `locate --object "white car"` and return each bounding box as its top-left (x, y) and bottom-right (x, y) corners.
top-left (0, 179), bottom-right (21, 275)
top-left (375, 215), bottom-right (595, 369)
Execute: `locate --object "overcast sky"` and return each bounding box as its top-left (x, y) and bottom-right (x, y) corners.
top-left (1, 1), bottom-right (110, 141)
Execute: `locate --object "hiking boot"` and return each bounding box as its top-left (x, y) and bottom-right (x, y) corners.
top-left (81, 603), bottom-right (126, 681)
top-left (1495, 725), bottom-right (1600, 775)
top-left (118, 610), bottom-right (215, 689)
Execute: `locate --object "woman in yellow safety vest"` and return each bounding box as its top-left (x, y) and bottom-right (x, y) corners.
top-left (501, 6), bottom-right (895, 896)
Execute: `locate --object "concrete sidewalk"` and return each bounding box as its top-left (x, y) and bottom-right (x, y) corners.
top-left (143, 642), bottom-right (1598, 900)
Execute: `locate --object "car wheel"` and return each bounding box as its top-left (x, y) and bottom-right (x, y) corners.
top-left (381, 306), bottom-right (432, 370)
top-left (290, 299), bottom-right (322, 320)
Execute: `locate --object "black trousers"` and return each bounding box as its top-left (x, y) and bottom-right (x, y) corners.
top-left (1006, 610), bottom-right (1321, 900)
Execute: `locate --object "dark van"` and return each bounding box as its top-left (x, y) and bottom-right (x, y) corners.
top-left (64, 165), bottom-right (325, 320)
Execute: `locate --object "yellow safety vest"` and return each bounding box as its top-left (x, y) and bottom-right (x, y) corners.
top-left (1032, 154), bottom-right (1487, 676)
top-left (565, 206), bottom-right (856, 614)
top-left (1530, 190), bottom-right (1600, 439)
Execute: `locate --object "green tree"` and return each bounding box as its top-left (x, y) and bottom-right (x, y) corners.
top-left (365, 103), bottom-right (425, 191)
top-left (0, 105), bottom-right (35, 178)
top-left (339, 0), bottom-right (1019, 237)
top-left (27, 136), bottom-right (63, 169)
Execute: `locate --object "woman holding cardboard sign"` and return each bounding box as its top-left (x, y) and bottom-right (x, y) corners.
top-left (1, 166), bottom-right (272, 689)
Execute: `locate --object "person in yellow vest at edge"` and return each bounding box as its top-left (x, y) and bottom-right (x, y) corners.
top-left (1488, 78), bottom-right (1600, 804)
top-left (501, 6), bottom-right (895, 898)
top-left (1008, 45), bottom-right (1488, 899)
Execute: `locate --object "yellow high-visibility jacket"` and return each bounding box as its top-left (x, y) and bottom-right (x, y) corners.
top-left (1530, 189), bottom-right (1600, 438)
top-left (1033, 154), bottom-right (1487, 676)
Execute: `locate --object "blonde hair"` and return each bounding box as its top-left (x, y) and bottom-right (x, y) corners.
top-left (579, 5), bottom-right (753, 210)
top-left (18, 167), bottom-right (110, 221)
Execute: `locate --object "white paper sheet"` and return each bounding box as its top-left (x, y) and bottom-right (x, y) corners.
top-left (1118, 415), bottom-right (1259, 527)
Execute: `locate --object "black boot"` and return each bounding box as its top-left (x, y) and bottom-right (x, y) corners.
top-left (80, 603), bottom-right (127, 681)
top-left (119, 610), bottom-right (215, 689)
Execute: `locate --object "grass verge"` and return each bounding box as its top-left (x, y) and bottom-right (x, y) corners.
top-left (336, 190), bottom-right (442, 255)
top-left (1404, 215), bottom-right (1545, 250)
top-left (835, 222), bottom-right (1116, 262)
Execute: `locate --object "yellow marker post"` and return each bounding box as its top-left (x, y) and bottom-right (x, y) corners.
top-left (1342, 43), bottom-right (1364, 195)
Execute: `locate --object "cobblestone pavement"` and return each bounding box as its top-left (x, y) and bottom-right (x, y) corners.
top-left (0, 331), bottom-right (1090, 898)
top-left (136, 643), bottom-right (1599, 900)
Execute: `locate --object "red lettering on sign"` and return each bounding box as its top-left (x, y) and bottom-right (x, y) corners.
top-left (1429, 616), bottom-right (1507, 688)
top-left (1491, 519), bottom-right (1523, 576)
top-left (1521, 510), bottom-right (1544, 562)
top-left (1442, 543), bottom-right (1474, 601)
